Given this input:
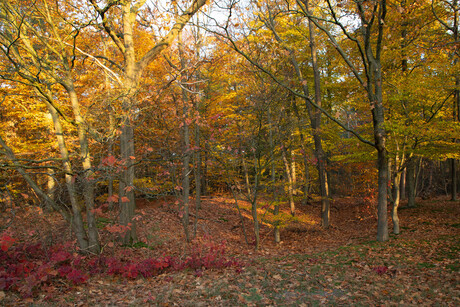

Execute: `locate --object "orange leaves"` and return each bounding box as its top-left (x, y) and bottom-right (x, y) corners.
top-left (106, 194), bottom-right (130, 203)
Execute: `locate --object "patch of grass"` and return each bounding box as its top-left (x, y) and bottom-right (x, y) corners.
top-left (417, 262), bottom-right (436, 269)
top-left (446, 263), bottom-right (459, 272)
top-left (243, 288), bottom-right (263, 303)
top-left (96, 217), bottom-right (112, 228)
top-left (132, 241), bottom-right (149, 249)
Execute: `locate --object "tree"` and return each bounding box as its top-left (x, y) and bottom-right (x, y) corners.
top-left (89, 0), bottom-right (208, 244)
top-left (0, 0), bottom-right (101, 253)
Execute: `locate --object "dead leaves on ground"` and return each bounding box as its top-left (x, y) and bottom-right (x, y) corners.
top-left (1, 196), bottom-right (459, 305)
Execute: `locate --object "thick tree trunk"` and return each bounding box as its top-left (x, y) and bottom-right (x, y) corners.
top-left (119, 123), bottom-right (138, 244)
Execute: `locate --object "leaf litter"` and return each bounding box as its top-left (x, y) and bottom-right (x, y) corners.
top-left (0, 195), bottom-right (458, 306)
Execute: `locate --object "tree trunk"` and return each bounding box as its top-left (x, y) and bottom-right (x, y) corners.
top-left (118, 123), bottom-right (138, 244)
top-left (392, 170), bottom-right (402, 234)
top-left (45, 98), bottom-right (89, 250)
top-left (266, 6), bottom-right (330, 227)
top-left (194, 123), bottom-right (202, 210)
top-left (400, 167), bottom-right (406, 200)
top-left (406, 157), bottom-right (417, 208)
top-left (268, 107), bottom-right (280, 243)
top-left (376, 148), bottom-right (389, 242)
top-left (47, 168), bottom-right (55, 202)
top-left (282, 148), bottom-right (296, 216)
top-left (179, 30), bottom-right (191, 243)
top-left (391, 153), bottom-right (404, 235)
top-left (67, 84), bottom-right (100, 253)
top-left (451, 159), bottom-right (457, 201)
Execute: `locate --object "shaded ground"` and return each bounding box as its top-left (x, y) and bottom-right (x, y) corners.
top-left (1, 195), bottom-right (459, 306)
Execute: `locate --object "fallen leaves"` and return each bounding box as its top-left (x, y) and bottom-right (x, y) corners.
top-left (1, 196), bottom-right (459, 305)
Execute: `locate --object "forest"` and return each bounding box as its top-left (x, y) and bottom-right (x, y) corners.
top-left (0, 0), bottom-right (459, 305)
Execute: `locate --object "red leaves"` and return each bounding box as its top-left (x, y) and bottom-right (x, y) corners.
top-left (0, 242), bottom-right (87, 297)
top-left (372, 265), bottom-right (389, 275)
top-left (0, 233), bottom-right (16, 252)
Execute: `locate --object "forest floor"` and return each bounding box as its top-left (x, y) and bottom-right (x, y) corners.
top-left (1, 194), bottom-right (459, 306)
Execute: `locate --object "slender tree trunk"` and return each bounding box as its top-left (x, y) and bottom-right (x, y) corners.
top-left (202, 144), bottom-right (208, 196)
top-left (291, 150), bottom-right (297, 195)
top-left (194, 123), bottom-right (202, 210)
top-left (452, 0), bottom-right (459, 201)
top-left (308, 10), bottom-right (330, 228)
top-left (282, 148), bottom-right (296, 216)
top-left (0, 134), bottom-right (68, 220)
top-left (178, 31), bottom-right (191, 243)
top-left (451, 159), bottom-right (457, 201)
top-left (268, 107), bottom-right (280, 243)
top-left (252, 154), bottom-right (260, 250)
top-left (391, 151), bottom-right (405, 235)
top-left (406, 157), bottom-right (417, 208)
top-left (47, 168), bottom-right (55, 202)
top-left (266, 6), bottom-right (330, 226)
top-left (400, 167), bottom-right (406, 200)
top-left (392, 170), bottom-right (402, 234)
top-left (193, 117), bottom-right (202, 237)
top-left (242, 155), bottom-right (251, 196)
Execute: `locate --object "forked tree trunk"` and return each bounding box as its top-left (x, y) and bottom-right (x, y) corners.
top-left (67, 84), bottom-right (100, 253)
top-left (44, 97), bottom-right (89, 251)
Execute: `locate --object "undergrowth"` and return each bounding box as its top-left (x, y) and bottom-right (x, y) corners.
top-left (0, 233), bottom-right (243, 298)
